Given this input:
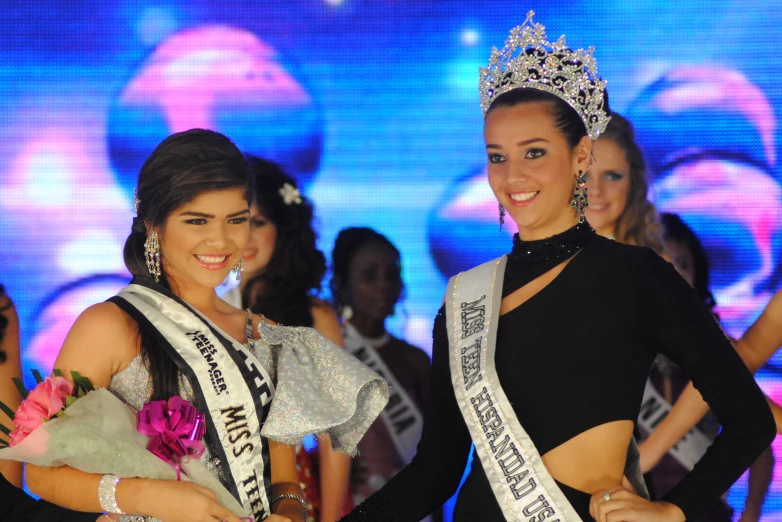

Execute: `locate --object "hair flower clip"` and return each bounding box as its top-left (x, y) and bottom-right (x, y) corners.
top-left (279, 183), bottom-right (303, 205)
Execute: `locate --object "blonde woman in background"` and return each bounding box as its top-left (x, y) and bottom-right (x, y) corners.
top-left (584, 114), bottom-right (773, 522)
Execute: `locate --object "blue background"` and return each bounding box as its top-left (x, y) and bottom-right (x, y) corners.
top-left (1, 0), bottom-right (781, 518)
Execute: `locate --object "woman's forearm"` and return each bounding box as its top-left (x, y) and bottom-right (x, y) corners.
top-left (271, 480), bottom-right (307, 522)
top-left (768, 397), bottom-right (782, 433)
top-left (736, 288), bottom-right (782, 374)
top-left (0, 460), bottom-right (22, 488)
top-left (317, 435), bottom-right (351, 522)
top-left (639, 382), bottom-right (710, 472)
top-left (275, 497), bottom-right (306, 522)
top-left (743, 446), bottom-right (774, 518)
top-left (27, 464), bottom-right (105, 513)
top-left (27, 464), bottom-right (151, 515)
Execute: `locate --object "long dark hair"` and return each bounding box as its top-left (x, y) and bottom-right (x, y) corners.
top-left (599, 113), bottom-right (665, 254)
top-left (241, 156), bottom-right (326, 327)
top-left (330, 227), bottom-right (403, 318)
top-left (660, 212), bottom-right (717, 311)
top-left (124, 129), bottom-right (252, 400)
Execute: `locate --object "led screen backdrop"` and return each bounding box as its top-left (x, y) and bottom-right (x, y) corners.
top-left (1, 0), bottom-right (781, 518)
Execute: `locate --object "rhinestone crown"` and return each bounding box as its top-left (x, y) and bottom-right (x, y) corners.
top-left (479, 11), bottom-right (610, 140)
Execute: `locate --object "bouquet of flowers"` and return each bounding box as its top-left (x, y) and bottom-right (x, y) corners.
top-left (0, 370), bottom-right (250, 519)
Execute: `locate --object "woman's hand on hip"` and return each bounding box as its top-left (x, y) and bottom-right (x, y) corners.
top-left (638, 439), bottom-right (664, 474)
top-left (589, 487), bottom-right (685, 522)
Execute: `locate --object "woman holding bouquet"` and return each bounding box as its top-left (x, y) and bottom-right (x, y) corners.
top-left (23, 129), bottom-right (388, 522)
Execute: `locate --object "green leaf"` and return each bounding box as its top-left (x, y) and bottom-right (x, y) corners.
top-left (65, 396), bottom-right (77, 408)
top-left (12, 378), bottom-right (28, 400)
top-left (0, 400), bottom-right (15, 421)
top-left (70, 371), bottom-right (95, 396)
top-left (52, 369), bottom-right (64, 378)
top-left (31, 369), bottom-right (44, 384)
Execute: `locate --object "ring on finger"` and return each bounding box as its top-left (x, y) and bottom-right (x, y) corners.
top-left (602, 491), bottom-right (611, 502)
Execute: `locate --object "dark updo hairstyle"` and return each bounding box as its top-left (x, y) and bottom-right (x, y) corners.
top-left (661, 213), bottom-right (717, 312)
top-left (241, 156), bottom-right (326, 327)
top-left (486, 83), bottom-right (610, 150)
top-left (330, 227), bottom-right (404, 318)
top-left (124, 128), bottom-right (252, 400)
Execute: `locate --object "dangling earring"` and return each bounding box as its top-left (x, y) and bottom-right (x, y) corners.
top-left (498, 203), bottom-right (506, 231)
top-left (570, 170), bottom-right (588, 224)
top-left (144, 230), bottom-right (161, 283)
top-left (341, 305), bottom-right (354, 321)
top-left (232, 258), bottom-right (244, 282)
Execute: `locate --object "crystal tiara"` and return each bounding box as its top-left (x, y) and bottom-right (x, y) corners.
top-left (479, 11), bottom-right (611, 140)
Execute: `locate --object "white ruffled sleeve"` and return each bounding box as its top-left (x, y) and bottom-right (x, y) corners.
top-left (250, 322), bottom-right (389, 456)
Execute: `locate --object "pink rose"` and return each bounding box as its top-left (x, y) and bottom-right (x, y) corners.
top-left (8, 376), bottom-right (74, 447)
top-left (27, 376), bottom-right (74, 417)
top-left (9, 399), bottom-right (47, 447)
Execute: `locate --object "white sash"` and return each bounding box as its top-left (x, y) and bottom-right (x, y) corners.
top-left (344, 331), bottom-right (424, 464)
top-left (111, 279), bottom-right (275, 521)
top-left (638, 381), bottom-right (711, 471)
top-left (446, 257), bottom-right (580, 522)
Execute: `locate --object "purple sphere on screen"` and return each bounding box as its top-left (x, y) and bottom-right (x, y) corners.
top-left (627, 64), bottom-right (782, 335)
top-left (107, 25), bottom-right (323, 195)
top-left (427, 168), bottom-right (515, 279)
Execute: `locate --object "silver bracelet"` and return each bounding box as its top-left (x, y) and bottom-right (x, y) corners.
top-left (97, 474), bottom-right (124, 514)
top-left (270, 493), bottom-right (308, 515)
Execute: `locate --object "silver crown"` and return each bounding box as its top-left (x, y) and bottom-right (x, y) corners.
top-left (479, 11), bottom-right (610, 140)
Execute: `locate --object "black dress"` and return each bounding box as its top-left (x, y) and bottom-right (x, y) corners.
top-left (0, 473), bottom-right (101, 521)
top-left (342, 230), bottom-right (775, 522)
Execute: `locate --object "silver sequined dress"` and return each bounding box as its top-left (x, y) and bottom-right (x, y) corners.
top-left (108, 322), bottom-right (389, 522)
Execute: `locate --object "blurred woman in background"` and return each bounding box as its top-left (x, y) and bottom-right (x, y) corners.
top-left (583, 113), bottom-right (665, 254)
top-left (222, 156), bottom-right (351, 522)
top-left (330, 227), bottom-right (435, 521)
top-left (585, 114), bottom-right (773, 522)
top-left (640, 214), bottom-right (774, 522)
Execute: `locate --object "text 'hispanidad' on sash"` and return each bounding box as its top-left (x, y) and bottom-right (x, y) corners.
top-left (447, 257), bottom-right (582, 522)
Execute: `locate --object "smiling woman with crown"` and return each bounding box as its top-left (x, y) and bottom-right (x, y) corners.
top-left (339, 12), bottom-right (774, 522)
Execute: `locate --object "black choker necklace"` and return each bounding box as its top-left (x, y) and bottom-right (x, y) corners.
top-left (503, 222), bottom-right (598, 296)
top-left (509, 222), bottom-right (597, 266)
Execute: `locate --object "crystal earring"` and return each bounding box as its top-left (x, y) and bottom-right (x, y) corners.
top-left (570, 170), bottom-right (588, 224)
top-left (232, 258), bottom-right (244, 281)
top-left (499, 203), bottom-right (506, 231)
top-left (341, 305), bottom-right (354, 321)
top-left (144, 230), bottom-right (161, 283)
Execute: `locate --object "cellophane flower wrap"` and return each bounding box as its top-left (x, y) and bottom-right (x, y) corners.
top-left (0, 374), bottom-right (248, 519)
